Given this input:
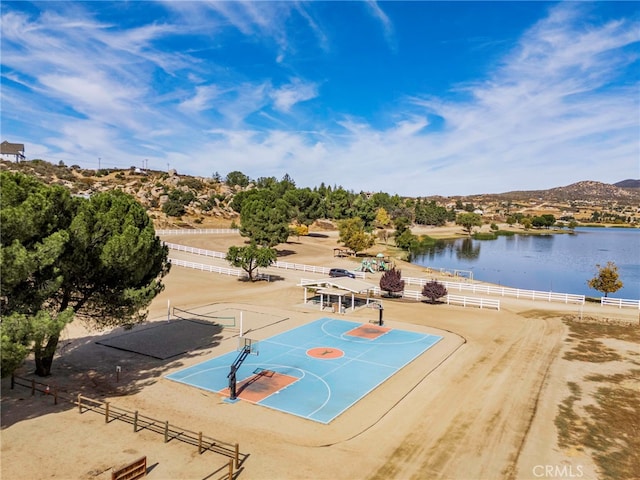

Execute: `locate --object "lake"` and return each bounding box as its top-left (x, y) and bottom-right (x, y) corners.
top-left (410, 227), bottom-right (640, 299)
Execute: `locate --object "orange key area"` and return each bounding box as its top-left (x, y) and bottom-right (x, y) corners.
top-left (220, 370), bottom-right (299, 403)
top-left (345, 324), bottom-right (391, 340)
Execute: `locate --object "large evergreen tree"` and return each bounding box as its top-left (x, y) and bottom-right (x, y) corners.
top-left (0, 172), bottom-right (170, 376)
top-left (239, 198), bottom-right (291, 247)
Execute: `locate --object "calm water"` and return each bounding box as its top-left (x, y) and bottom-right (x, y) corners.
top-left (410, 227), bottom-right (640, 299)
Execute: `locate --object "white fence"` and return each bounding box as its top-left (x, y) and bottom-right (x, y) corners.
top-left (165, 243), bottom-right (226, 259)
top-left (445, 294), bottom-right (500, 310)
top-left (165, 243), bottom-right (366, 279)
top-left (402, 276), bottom-right (585, 305)
top-left (274, 261), bottom-right (330, 275)
top-left (158, 229), bottom-right (238, 235)
top-left (169, 258), bottom-right (246, 278)
top-left (601, 297), bottom-right (640, 309)
top-left (166, 243), bottom-right (573, 310)
top-left (370, 287), bottom-right (500, 310)
top-left (302, 281), bottom-right (499, 311)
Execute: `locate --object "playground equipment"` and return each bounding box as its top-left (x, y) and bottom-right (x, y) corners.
top-left (355, 259), bottom-right (376, 273)
top-left (355, 256), bottom-right (393, 273)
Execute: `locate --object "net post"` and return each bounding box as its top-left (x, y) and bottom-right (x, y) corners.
top-left (228, 459), bottom-right (234, 480)
top-left (235, 443), bottom-right (240, 469)
top-left (77, 394), bottom-right (82, 413)
top-left (133, 410), bottom-right (138, 432)
top-left (198, 432), bottom-right (203, 454)
top-left (105, 402), bottom-right (110, 423)
top-left (164, 420), bottom-right (169, 443)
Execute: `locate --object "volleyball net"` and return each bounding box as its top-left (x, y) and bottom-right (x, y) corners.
top-left (172, 307), bottom-right (238, 331)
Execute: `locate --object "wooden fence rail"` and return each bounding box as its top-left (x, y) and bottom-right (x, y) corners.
top-left (10, 375), bottom-right (60, 404)
top-left (8, 377), bottom-right (244, 478)
top-left (76, 395), bottom-right (242, 468)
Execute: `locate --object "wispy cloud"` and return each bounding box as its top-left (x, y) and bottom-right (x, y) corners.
top-left (1, 2), bottom-right (637, 195)
top-left (365, 0), bottom-right (396, 51)
top-left (270, 78), bottom-right (319, 112)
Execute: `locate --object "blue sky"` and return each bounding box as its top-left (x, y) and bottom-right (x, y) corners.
top-left (1, 1), bottom-right (638, 196)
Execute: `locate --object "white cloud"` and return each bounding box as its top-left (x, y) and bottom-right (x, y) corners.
top-left (178, 85), bottom-right (221, 112)
top-left (1, 2), bottom-right (638, 196)
top-left (270, 79), bottom-right (319, 112)
top-left (365, 0), bottom-right (396, 51)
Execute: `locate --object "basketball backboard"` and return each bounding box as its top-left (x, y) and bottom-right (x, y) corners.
top-left (237, 336), bottom-right (259, 355)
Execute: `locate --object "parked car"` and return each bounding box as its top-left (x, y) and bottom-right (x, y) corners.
top-left (329, 268), bottom-right (355, 279)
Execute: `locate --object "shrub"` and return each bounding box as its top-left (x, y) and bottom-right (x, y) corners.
top-left (177, 177), bottom-right (205, 191)
top-left (472, 232), bottom-right (497, 240)
top-left (380, 267), bottom-right (405, 297)
top-left (162, 200), bottom-right (185, 217)
top-left (422, 280), bottom-right (448, 303)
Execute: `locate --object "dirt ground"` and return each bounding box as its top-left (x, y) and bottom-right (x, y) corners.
top-left (1, 229), bottom-right (637, 480)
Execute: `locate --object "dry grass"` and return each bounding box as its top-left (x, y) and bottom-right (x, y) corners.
top-left (555, 382), bottom-right (584, 450)
top-left (563, 339), bottom-right (622, 362)
top-left (555, 318), bottom-right (640, 480)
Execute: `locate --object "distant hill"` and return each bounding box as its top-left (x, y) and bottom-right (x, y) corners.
top-left (615, 179), bottom-right (640, 189)
top-left (1, 160), bottom-right (638, 230)
top-left (490, 180), bottom-right (640, 203)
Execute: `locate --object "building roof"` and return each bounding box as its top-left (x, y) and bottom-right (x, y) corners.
top-left (1, 141), bottom-right (25, 155)
top-left (299, 277), bottom-right (377, 294)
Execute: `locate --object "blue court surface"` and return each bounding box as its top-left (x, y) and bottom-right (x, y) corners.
top-left (166, 318), bottom-right (442, 424)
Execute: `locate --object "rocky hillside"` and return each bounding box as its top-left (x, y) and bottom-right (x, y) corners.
top-left (493, 180), bottom-right (640, 203)
top-left (0, 160), bottom-right (240, 228)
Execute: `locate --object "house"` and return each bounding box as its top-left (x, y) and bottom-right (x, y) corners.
top-left (0, 141), bottom-right (25, 162)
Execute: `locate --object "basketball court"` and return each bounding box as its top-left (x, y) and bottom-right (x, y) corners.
top-left (166, 317), bottom-right (443, 424)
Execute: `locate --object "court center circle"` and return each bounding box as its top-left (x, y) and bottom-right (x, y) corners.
top-left (307, 347), bottom-right (344, 359)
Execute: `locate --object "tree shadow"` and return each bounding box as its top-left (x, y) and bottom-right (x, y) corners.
top-left (1, 319), bottom-right (228, 428)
